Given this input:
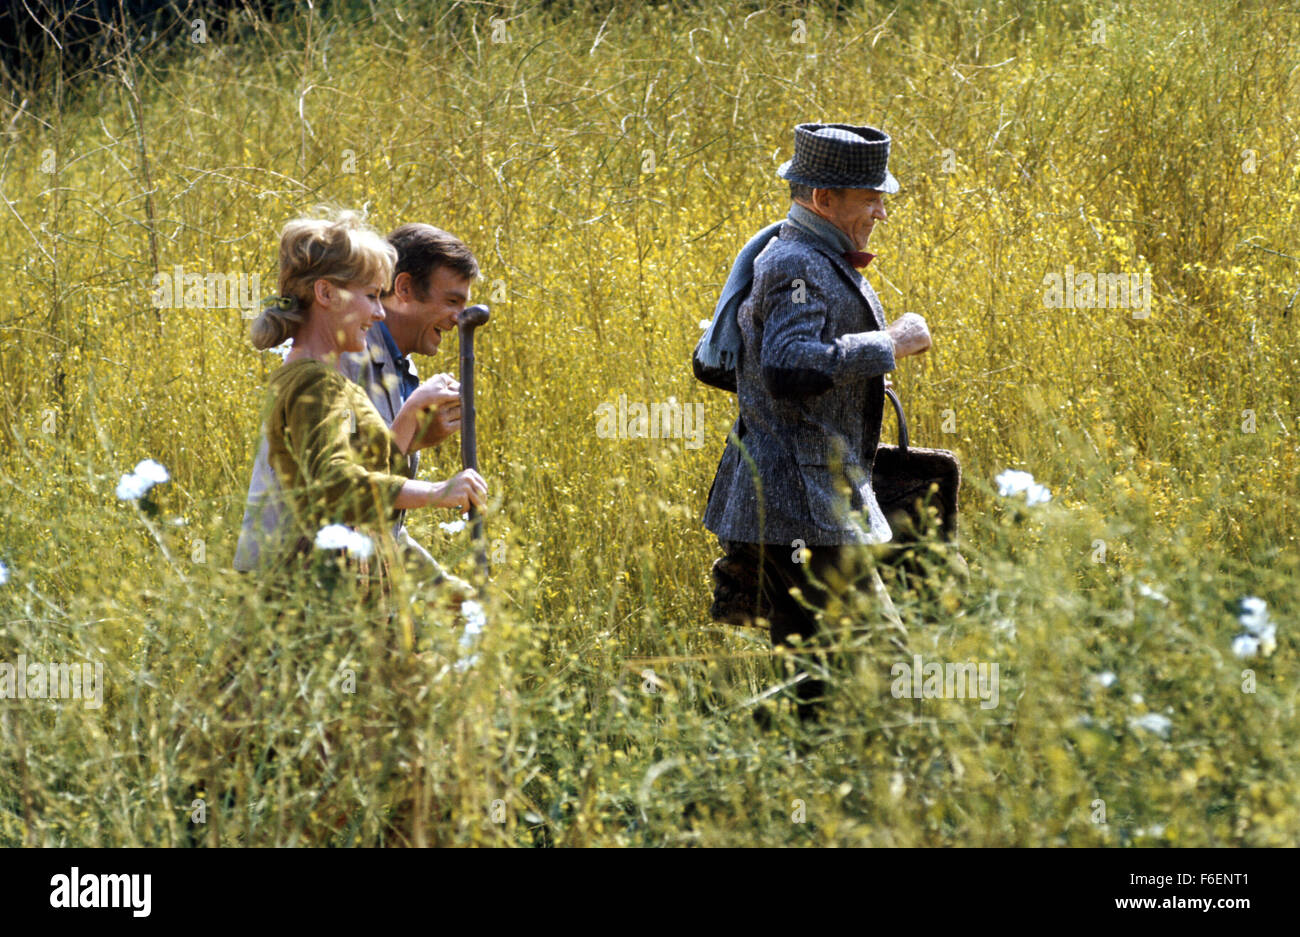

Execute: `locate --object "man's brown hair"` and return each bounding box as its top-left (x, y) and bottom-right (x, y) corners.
top-left (385, 223), bottom-right (479, 298)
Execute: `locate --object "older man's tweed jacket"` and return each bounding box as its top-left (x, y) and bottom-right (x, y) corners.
top-left (702, 221), bottom-right (897, 546)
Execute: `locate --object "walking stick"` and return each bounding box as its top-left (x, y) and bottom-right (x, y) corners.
top-left (458, 304), bottom-right (491, 581)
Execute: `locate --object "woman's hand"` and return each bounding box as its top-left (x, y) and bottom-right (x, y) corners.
top-left (393, 470), bottom-right (487, 512)
top-left (431, 469), bottom-right (487, 512)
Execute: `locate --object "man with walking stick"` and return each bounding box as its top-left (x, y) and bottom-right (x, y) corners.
top-left (235, 222), bottom-right (486, 597)
top-left (699, 123), bottom-right (933, 722)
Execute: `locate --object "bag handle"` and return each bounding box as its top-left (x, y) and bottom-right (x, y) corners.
top-left (884, 386), bottom-right (909, 452)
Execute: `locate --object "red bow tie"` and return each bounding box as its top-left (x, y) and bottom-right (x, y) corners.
top-left (843, 251), bottom-right (876, 268)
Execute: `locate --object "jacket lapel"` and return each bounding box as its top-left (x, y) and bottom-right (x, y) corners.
top-left (780, 223), bottom-right (886, 331)
top-left (368, 337), bottom-right (404, 425)
top-left (384, 347), bottom-right (404, 424)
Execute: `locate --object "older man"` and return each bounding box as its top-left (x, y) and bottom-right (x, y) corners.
top-left (701, 123), bottom-right (932, 720)
top-left (234, 223), bottom-right (479, 580)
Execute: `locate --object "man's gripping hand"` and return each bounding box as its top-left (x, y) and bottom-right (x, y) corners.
top-left (403, 373), bottom-right (462, 450)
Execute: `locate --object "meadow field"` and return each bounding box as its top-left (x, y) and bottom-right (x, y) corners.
top-left (0, 0), bottom-right (1297, 846)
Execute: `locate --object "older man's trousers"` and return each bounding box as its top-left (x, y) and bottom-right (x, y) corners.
top-left (714, 539), bottom-right (902, 721)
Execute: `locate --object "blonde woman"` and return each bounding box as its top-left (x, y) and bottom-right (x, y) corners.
top-left (247, 210), bottom-right (487, 580)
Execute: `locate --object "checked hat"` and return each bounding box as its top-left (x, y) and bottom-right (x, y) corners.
top-left (777, 123), bottom-right (899, 193)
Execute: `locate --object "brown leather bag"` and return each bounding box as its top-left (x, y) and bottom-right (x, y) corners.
top-left (871, 388), bottom-right (961, 542)
top-left (871, 388), bottom-right (967, 587)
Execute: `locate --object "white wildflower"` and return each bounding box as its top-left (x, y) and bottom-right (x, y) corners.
top-left (449, 598), bottom-right (489, 672)
top-left (1129, 713), bottom-right (1172, 739)
top-left (698, 319), bottom-right (711, 330)
top-left (1231, 633), bottom-right (1260, 659)
top-left (344, 531), bottom-right (374, 559)
top-left (453, 599), bottom-right (488, 670)
top-left (1238, 596), bottom-right (1273, 636)
top-left (1096, 671), bottom-right (1116, 688)
top-left (314, 524), bottom-right (374, 559)
top-left (1133, 824), bottom-right (1166, 839)
top-left (1259, 628), bottom-right (1277, 656)
top-left (1136, 582), bottom-right (1169, 604)
top-left (995, 469), bottom-right (1051, 505)
top-left (0, 559), bottom-right (8, 586)
top-left (460, 600), bottom-right (487, 644)
top-left (115, 473), bottom-right (152, 501)
top-left (1234, 596), bottom-right (1277, 657)
top-left (1239, 595), bottom-right (1267, 621)
top-left (116, 457), bottom-right (170, 501)
top-left (269, 340), bottom-right (292, 361)
top-left (314, 524), bottom-right (352, 551)
top-left (132, 459), bottom-right (169, 485)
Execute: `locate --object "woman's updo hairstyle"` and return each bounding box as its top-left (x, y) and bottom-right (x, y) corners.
top-left (250, 208), bottom-right (398, 350)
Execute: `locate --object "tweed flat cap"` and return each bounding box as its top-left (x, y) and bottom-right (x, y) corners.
top-left (777, 123), bottom-right (899, 193)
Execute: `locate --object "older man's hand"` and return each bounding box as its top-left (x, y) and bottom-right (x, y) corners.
top-left (887, 312), bottom-right (932, 359)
